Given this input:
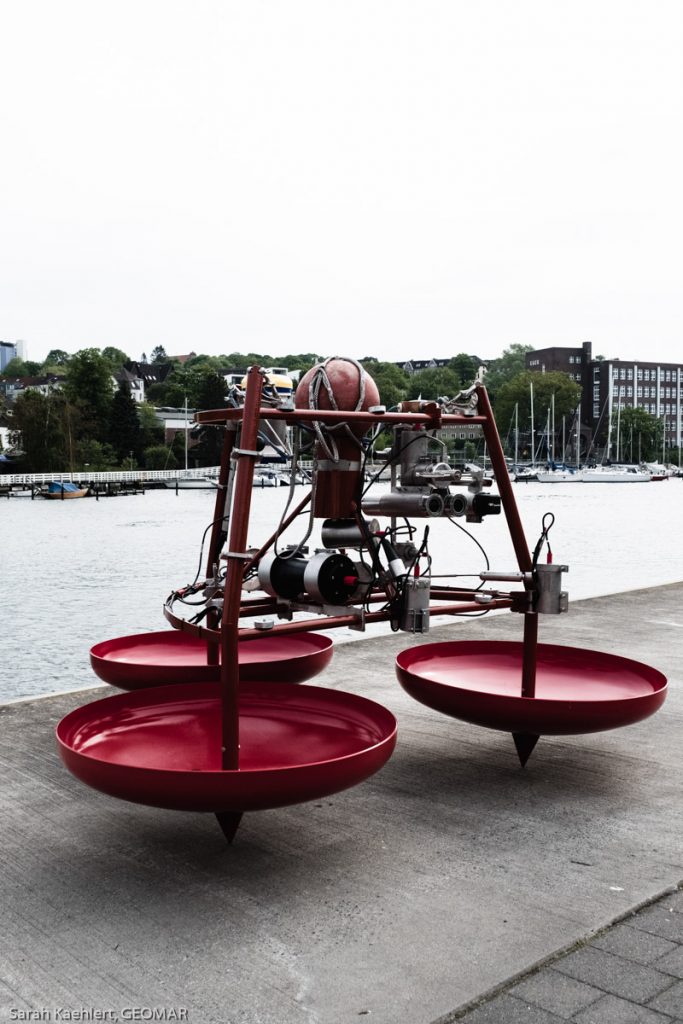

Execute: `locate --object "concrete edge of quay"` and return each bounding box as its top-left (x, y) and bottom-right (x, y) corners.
top-left (434, 882), bottom-right (683, 1023)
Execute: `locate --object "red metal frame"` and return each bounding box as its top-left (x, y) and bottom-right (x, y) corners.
top-left (184, 381), bottom-right (536, 695)
top-left (219, 366), bottom-right (264, 769)
top-left (57, 368), bottom-right (668, 837)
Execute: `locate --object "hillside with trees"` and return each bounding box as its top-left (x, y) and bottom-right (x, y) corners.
top-left (4, 343), bottom-right (671, 471)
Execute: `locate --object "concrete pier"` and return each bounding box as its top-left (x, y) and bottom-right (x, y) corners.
top-left (1, 584), bottom-right (681, 1024)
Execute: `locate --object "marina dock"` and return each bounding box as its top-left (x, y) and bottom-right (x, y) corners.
top-left (0, 468), bottom-right (221, 498)
top-left (1, 583), bottom-right (681, 1024)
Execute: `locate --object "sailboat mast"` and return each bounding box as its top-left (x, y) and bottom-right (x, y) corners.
top-left (530, 381), bottom-right (535, 467)
top-left (514, 403), bottom-right (519, 466)
top-left (551, 393), bottom-right (555, 464)
top-left (184, 396), bottom-right (189, 471)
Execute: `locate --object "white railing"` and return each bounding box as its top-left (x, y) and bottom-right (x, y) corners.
top-left (0, 467), bottom-right (222, 486)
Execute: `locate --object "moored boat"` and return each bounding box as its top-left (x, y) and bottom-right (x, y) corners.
top-left (581, 465), bottom-right (651, 483)
top-left (163, 475), bottom-right (215, 489)
top-left (511, 466), bottom-right (538, 482)
top-left (45, 481), bottom-right (89, 499)
top-left (252, 468), bottom-right (280, 487)
top-left (535, 466), bottom-right (583, 483)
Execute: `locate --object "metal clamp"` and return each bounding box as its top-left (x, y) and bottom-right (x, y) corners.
top-left (317, 459), bottom-right (362, 472)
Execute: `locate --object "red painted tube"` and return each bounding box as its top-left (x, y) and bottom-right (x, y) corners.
top-left (241, 492), bottom-right (312, 576)
top-left (235, 599), bottom-right (512, 640)
top-left (477, 385), bottom-right (537, 698)
top-left (521, 613), bottom-right (539, 698)
top-left (477, 385), bottom-right (532, 574)
top-left (196, 406), bottom-right (486, 428)
top-left (204, 426), bottom-right (236, 666)
top-left (220, 366), bottom-right (264, 769)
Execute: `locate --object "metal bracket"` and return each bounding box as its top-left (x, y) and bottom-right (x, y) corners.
top-left (232, 448), bottom-right (261, 458)
top-left (317, 459), bottom-right (362, 472)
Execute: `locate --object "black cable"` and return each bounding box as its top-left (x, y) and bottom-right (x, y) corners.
top-left (532, 512), bottom-right (555, 567)
top-left (360, 430), bottom-right (437, 499)
top-left (187, 513), bottom-right (227, 589)
top-left (447, 517), bottom-right (490, 589)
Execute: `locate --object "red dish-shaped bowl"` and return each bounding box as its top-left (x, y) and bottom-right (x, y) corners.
top-left (56, 681), bottom-right (397, 813)
top-left (396, 640), bottom-right (667, 735)
top-left (90, 631), bottom-right (334, 689)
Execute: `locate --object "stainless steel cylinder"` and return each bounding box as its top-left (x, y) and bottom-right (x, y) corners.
top-left (361, 490), bottom-right (445, 518)
top-left (534, 563), bottom-right (569, 614)
top-left (321, 518), bottom-right (379, 549)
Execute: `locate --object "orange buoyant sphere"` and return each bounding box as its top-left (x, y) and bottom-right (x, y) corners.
top-left (295, 357), bottom-right (380, 434)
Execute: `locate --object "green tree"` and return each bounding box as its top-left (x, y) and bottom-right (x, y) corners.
top-left (192, 371), bottom-right (227, 465)
top-left (483, 344), bottom-right (534, 400)
top-left (275, 353), bottom-right (322, 375)
top-left (143, 381), bottom-right (169, 405)
top-left (64, 348), bottom-right (114, 438)
top-left (137, 402), bottom-right (164, 449)
top-left (184, 354), bottom-right (226, 374)
top-left (144, 444), bottom-right (177, 470)
top-left (150, 364), bottom-right (196, 407)
top-left (612, 406), bottom-right (663, 462)
top-left (360, 360), bottom-right (408, 409)
top-left (223, 351), bottom-right (251, 371)
top-left (76, 439), bottom-right (119, 470)
top-left (41, 349), bottom-right (71, 370)
top-left (109, 383), bottom-right (143, 464)
top-left (101, 346), bottom-right (130, 372)
top-left (494, 371), bottom-right (581, 456)
top-left (2, 357), bottom-right (42, 377)
top-left (10, 390), bottom-right (71, 471)
top-left (406, 366), bottom-right (461, 401)
top-left (195, 370), bottom-right (226, 410)
top-left (170, 429), bottom-right (188, 467)
top-left (447, 354), bottom-right (479, 388)
top-left (150, 345), bottom-right (168, 363)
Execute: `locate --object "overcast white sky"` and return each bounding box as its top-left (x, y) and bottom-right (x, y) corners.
top-left (1, 1), bottom-right (681, 366)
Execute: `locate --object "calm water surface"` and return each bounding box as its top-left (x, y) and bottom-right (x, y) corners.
top-left (2, 480), bottom-right (681, 702)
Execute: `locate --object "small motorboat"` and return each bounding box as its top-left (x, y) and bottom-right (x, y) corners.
top-left (45, 481), bottom-right (89, 499)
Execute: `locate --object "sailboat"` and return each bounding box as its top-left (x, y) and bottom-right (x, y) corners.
top-left (512, 387), bottom-right (538, 481)
top-left (582, 401), bottom-right (650, 481)
top-left (536, 399), bottom-right (584, 482)
top-left (582, 465), bottom-right (651, 482)
top-left (164, 399), bottom-right (217, 488)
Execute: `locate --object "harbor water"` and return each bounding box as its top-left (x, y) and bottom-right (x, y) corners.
top-left (2, 479), bottom-right (681, 702)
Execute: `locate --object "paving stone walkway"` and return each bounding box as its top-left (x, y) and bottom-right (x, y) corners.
top-left (452, 887), bottom-right (683, 1023)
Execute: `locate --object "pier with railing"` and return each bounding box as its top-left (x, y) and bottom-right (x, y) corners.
top-left (0, 466), bottom-right (222, 498)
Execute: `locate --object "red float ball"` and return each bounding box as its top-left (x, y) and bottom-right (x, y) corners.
top-left (295, 357), bottom-right (380, 436)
